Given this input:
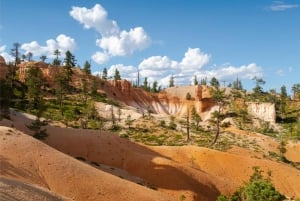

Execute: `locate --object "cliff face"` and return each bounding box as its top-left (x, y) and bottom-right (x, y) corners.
top-left (105, 80), bottom-right (215, 118)
top-left (247, 102), bottom-right (276, 123)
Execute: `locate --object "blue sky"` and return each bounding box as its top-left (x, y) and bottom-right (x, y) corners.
top-left (0, 0), bottom-right (299, 93)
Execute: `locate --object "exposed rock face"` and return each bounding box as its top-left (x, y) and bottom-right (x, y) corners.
top-left (107, 80), bottom-right (131, 96)
top-left (0, 56), bottom-right (7, 79)
top-left (164, 85), bottom-right (211, 101)
top-left (247, 102), bottom-right (276, 123)
top-left (18, 61), bottom-right (59, 82)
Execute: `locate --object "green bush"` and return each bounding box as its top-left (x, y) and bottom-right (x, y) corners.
top-left (217, 167), bottom-right (285, 201)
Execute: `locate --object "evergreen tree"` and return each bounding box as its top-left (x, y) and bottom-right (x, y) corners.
top-left (191, 106), bottom-right (201, 130)
top-left (25, 66), bottom-right (45, 117)
top-left (169, 75), bottom-right (174, 87)
top-left (193, 75), bottom-right (198, 85)
top-left (22, 54), bottom-right (27, 62)
top-left (186, 92), bottom-right (192, 100)
top-left (63, 50), bottom-right (75, 82)
top-left (292, 83), bottom-right (300, 100)
top-left (53, 49), bottom-right (61, 66)
top-left (210, 77), bottom-right (220, 87)
top-left (252, 77), bottom-right (265, 101)
top-left (26, 52), bottom-right (33, 61)
top-left (114, 68), bottom-right (121, 80)
top-left (11, 42), bottom-right (21, 66)
top-left (200, 77), bottom-right (207, 85)
top-left (40, 55), bottom-right (47, 62)
top-left (209, 85), bottom-right (227, 144)
top-left (279, 85), bottom-right (288, 120)
top-left (232, 77), bottom-right (243, 90)
top-left (102, 68), bottom-right (108, 80)
top-left (151, 81), bottom-right (158, 93)
top-left (143, 77), bottom-right (148, 91)
top-left (55, 74), bottom-right (68, 115)
top-left (83, 60), bottom-right (91, 75)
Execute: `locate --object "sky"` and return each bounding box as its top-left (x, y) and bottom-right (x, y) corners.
top-left (0, 0), bottom-right (299, 93)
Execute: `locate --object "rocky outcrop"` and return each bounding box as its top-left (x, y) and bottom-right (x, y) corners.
top-left (247, 102), bottom-right (276, 123)
top-left (0, 56), bottom-right (7, 79)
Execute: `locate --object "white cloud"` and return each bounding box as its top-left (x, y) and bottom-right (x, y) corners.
top-left (21, 34), bottom-right (76, 58)
top-left (269, 1), bottom-right (299, 11)
top-left (93, 48), bottom-right (263, 88)
top-left (0, 45), bottom-right (14, 62)
top-left (139, 56), bottom-right (178, 70)
top-left (138, 48), bottom-right (211, 86)
top-left (70, 4), bottom-right (150, 64)
top-left (107, 64), bottom-right (137, 80)
top-left (180, 48), bottom-right (210, 70)
top-left (70, 4), bottom-right (119, 36)
top-left (0, 45), bottom-right (6, 52)
top-left (195, 63), bottom-right (263, 82)
top-left (91, 51), bottom-right (110, 64)
top-left (96, 27), bottom-right (150, 57)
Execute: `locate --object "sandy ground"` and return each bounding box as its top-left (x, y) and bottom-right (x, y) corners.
top-left (1, 111), bottom-right (300, 200)
top-left (0, 126), bottom-right (174, 201)
top-left (286, 141), bottom-right (300, 162)
top-left (0, 176), bottom-right (70, 201)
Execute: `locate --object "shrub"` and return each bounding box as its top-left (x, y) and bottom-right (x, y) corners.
top-left (217, 166), bottom-right (285, 201)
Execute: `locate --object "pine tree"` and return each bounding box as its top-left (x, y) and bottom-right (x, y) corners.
top-left (63, 50), bottom-right (75, 82)
top-left (252, 77), bottom-right (265, 101)
top-left (40, 55), bottom-right (47, 62)
top-left (279, 85), bottom-right (288, 120)
top-left (151, 81), bottom-right (158, 93)
top-left (102, 68), bottom-right (108, 80)
top-left (55, 74), bottom-right (68, 115)
top-left (53, 49), bottom-right (61, 66)
top-left (200, 77), bottom-right (207, 85)
top-left (210, 77), bottom-right (220, 87)
top-left (193, 75), bottom-right (198, 85)
top-left (25, 66), bottom-right (45, 117)
top-left (83, 60), bottom-right (91, 75)
top-left (11, 42), bottom-right (21, 66)
top-left (114, 68), bottom-right (121, 80)
top-left (169, 75), bottom-right (174, 87)
top-left (209, 85), bottom-right (227, 144)
top-left (143, 77), bottom-right (148, 91)
top-left (26, 52), bottom-right (33, 61)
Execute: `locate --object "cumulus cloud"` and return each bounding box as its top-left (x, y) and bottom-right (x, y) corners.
top-left (70, 4), bottom-right (150, 64)
top-left (138, 48), bottom-right (211, 86)
top-left (96, 27), bottom-right (150, 57)
top-left (195, 63), bottom-right (262, 81)
top-left (92, 51), bottom-right (110, 64)
top-left (70, 4), bottom-right (119, 36)
top-left (269, 1), bottom-right (299, 11)
top-left (20, 34), bottom-right (76, 58)
top-left (0, 45), bottom-right (14, 62)
top-left (92, 47), bottom-right (263, 88)
top-left (180, 48), bottom-right (210, 71)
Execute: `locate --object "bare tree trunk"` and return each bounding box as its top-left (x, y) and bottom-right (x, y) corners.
top-left (186, 110), bottom-right (190, 142)
top-left (211, 118), bottom-right (220, 145)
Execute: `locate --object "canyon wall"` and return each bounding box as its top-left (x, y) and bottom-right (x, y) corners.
top-left (247, 102), bottom-right (276, 123)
